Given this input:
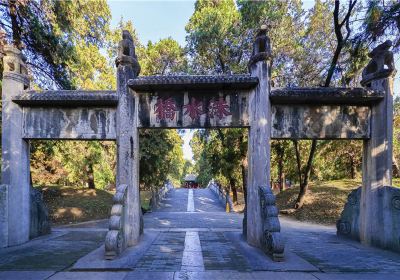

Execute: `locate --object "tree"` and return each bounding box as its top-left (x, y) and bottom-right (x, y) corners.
top-left (0, 0), bottom-right (111, 89)
top-left (291, 0), bottom-right (360, 209)
top-left (140, 130), bottom-right (184, 207)
top-left (190, 129), bottom-right (246, 204)
top-left (141, 38), bottom-right (187, 75)
top-left (362, 0), bottom-right (400, 51)
top-left (186, 0), bottom-right (243, 74)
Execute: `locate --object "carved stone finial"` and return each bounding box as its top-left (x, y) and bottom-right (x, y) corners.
top-left (115, 30), bottom-right (140, 75)
top-left (2, 44), bottom-right (29, 88)
top-left (361, 40), bottom-right (396, 87)
top-left (248, 25), bottom-right (272, 68)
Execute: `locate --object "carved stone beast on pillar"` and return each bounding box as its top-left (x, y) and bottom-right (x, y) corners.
top-left (338, 40), bottom-right (399, 252)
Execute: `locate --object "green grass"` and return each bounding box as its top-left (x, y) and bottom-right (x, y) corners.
top-left (36, 185), bottom-right (114, 225)
top-left (276, 179), bottom-right (361, 225)
top-left (36, 185), bottom-right (152, 225)
top-left (394, 178), bottom-right (400, 187)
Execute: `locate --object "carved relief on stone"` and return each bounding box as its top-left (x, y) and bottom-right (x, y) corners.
top-left (392, 196), bottom-right (400, 210)
top-left (259, 186), bottom-right (284, 261)
top-left (336, 188), bottom-right (360, 236)
top-left (115, 30), bottom-right (140, 75)
top-left (361, 40), bottom-right (396, 86)
top-left (105, 184), bottom-right (128, 260)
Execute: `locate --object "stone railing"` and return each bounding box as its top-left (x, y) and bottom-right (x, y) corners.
top-left (150, 181), bottom-right (174, 209)
top-left (158, 181), bottom-right (174, 202)
top-left (337, 185), bottom-right (400, 253)
top-left (105, 184), bottom-right (128, 260)
top-left (208, 181), bottom-right (234, 212)
top-left (259, 186), bottom-right (284, 261)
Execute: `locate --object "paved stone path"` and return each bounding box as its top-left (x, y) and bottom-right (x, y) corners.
top-left (1, 187), bottom-right (400, 280)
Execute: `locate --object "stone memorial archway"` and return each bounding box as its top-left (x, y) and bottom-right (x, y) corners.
top-left (0, 27), bottom-right (398, 262)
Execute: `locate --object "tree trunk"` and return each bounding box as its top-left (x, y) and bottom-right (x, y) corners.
top-left (87, 163), bottom-right (95, 189)
top-left (393, 155), bottom-right (400, 177)
top-left (294, 140), bottom-right (317, 209)
top-left (350, 156), bottom-right (356, 179)
top-left (276, 143), bottom-right (285, 192)
top-left (230, 178), bottom-right (238, 204)
top-left (241, 157), bottom-right (248, 206)
top-left (150, 188), bottom-right (158, 209)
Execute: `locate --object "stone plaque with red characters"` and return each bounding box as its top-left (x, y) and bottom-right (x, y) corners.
top-left (137, 91), bottom-right (249, 128)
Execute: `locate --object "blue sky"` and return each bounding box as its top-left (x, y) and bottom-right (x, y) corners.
top-left (108, 0), bottom-right (399, 162)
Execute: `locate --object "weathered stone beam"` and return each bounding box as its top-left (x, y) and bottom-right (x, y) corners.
top-left (271, 105), bottom-right (370, 139)
top-left (23, 107), bottom-right (117, 140)
top-left (270, 87), bottom-right (383, 105)
top-left (13, 90), bottom-right (118, 107)
top-left (129, 75), bottom-right (259, 91)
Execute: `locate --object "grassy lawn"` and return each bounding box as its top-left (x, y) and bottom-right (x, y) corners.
top-left (36, 185), bottom-right (152, 225)
top-left (276, 179), bottom-right (361, 225)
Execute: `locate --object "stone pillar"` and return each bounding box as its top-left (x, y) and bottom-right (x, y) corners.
top-left (115, 31), bottom-right (142, 247)
top-left (0, 185), bottom-right (8, 248)
top-left (1, 45), bottom-right (30, 247)
top-left (360, 40), bottom-right (396, 248)
top-left (247, 26), bottom-right (272, 248)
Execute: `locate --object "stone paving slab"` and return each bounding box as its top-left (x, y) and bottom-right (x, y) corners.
top-left (281, 218), bottom-right (400, 273)
top-left (312, 272), bottom-right (400, 280)
top-left (252, 271), bottom-right (318, 280)
top-left (0, 271), bottom-right (56, 280)
top-left (134, 232), bottom-right (186, 271)
top-left (0, 231), bottom-right (106, 271)
top-left (199, 232), bottom-right (251, 272)
top-left (72, 232), bottom-right (159, 270)
top-left (155, 189), bottom-right (188, 212)
top-left (174, 271), bottom-right (254, 280)
top-left (144, 212), bottom-right (242, 229)
top-left (48, 271), bottom-right (128, 280)
top-left (224, 231), bottom-right (319, 272)
top-left (193, 189), bottom-right (224, 212)
top-left (124, 271), bottom-right (174, 280)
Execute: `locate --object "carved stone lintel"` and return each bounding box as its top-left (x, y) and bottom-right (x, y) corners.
top-left (248, 25), bottom-right (272, 68)
top-left (259, 186), bottom-right (284, 261)
top-left (115, 30), bottom-right (140, 76)
top-left (105, 184), bottom-right (128, 260)
top-left (361, 40), bottom-right (396, 87)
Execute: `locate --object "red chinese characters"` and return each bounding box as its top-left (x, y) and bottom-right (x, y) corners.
top-left (183, 97), bottom-right (204, 120)
top-left (154, 97), bottom-right (177, 122)
top-left (209, 97), bottom-right (231, 119)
